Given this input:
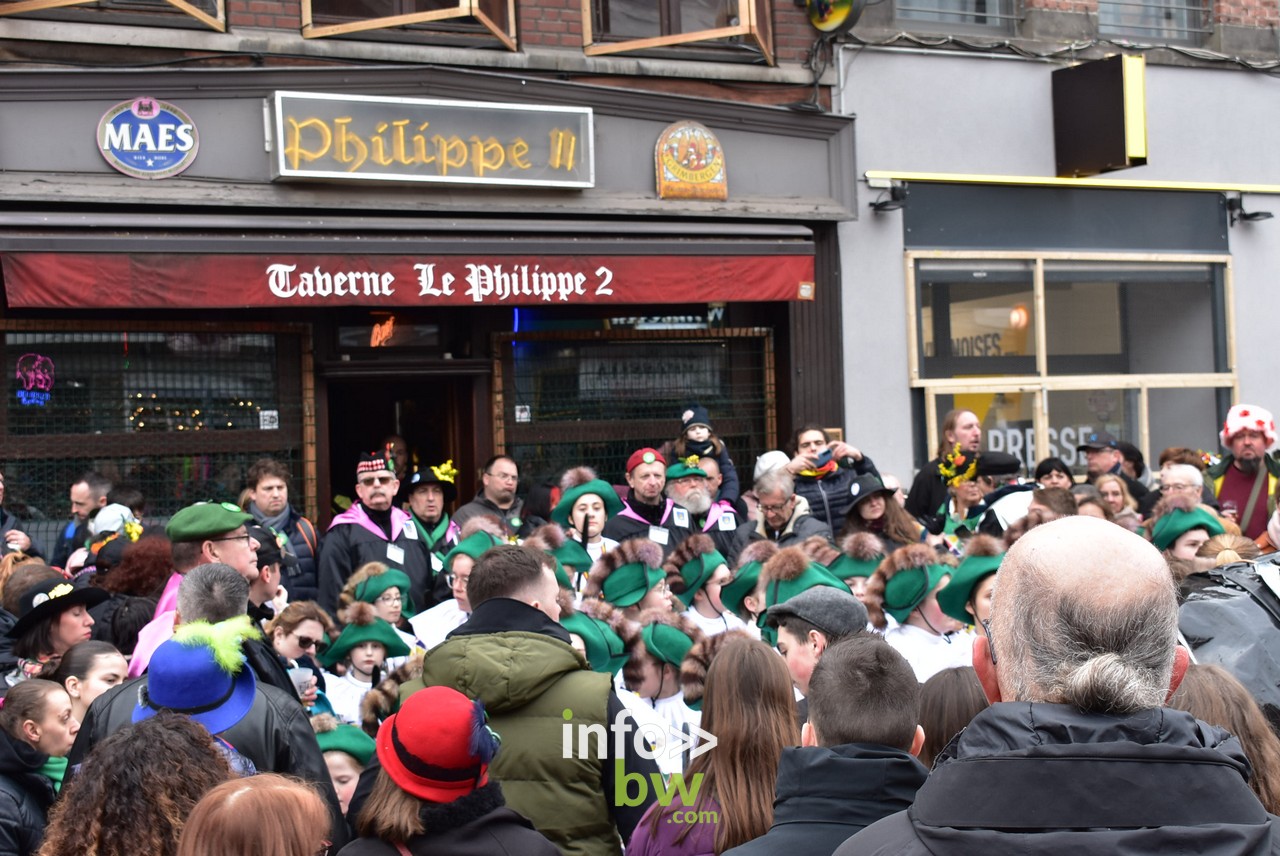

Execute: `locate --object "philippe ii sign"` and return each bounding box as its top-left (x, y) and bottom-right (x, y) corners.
top-left (272, 91), bottom-right (593, 188)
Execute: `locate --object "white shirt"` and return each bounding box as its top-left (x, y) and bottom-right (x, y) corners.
top-left (322, 669), bottom-right (374, 726)
top-left (586, 537), bottom-right (619, 563)
top-left (682, 606), bottom-right (749, 638)
top-left (385, 626), bottom-right (418, 673)
top-left (408, 599), bottom-right (469, 651)
top-left (616, 689), bottom-right (685, 777)
top-left (884, 623), bottom-right (975, 683)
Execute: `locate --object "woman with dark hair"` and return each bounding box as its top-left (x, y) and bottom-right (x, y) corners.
top-left (1168, 664), bottom-right (1280, 814)
top-left (0, 679), bottom-right (78, 855)
top-left (839, 474), bottom-right (926, 553)
top-left (785, 425), bottom-right (879, 530)
top-left (1033, 457), bottom-right (1075, 490)
top-left (916, 667), bottom-right (989, 769)
top-left (4, 578), bottom-right (107, 687)
top-left (345, 685), bottom-right (559, 855)
top-left (44, 641), bottom-right (128, 725)
top-left (629, 635), bottom-right (801, 855)
top-left (38, 711), bottom-right (232, 856)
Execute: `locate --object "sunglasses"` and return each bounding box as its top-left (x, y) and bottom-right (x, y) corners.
top-left (359, 475), bottom-right (395, 487)
top-left (294, 633), bottom-right (328, 652)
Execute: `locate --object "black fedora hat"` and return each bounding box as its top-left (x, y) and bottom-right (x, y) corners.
top-left (6, 577), bottom-right (109, 641)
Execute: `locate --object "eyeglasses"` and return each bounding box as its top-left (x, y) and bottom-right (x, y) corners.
top-left (210, 534), bottom-right (253, 547)
top-left (358, 475), bottom-right (396, 487)
top-left (486, 471), bottom-right (519, 483)
top-left (293, 633), bottom-right (327, 653)
top-left (376, 592), bottom-right (402, 605)
top-left (759, 500), bottom-right (793, 513)
top-left (1162, 483), bottom-right (1196, 492)
top-left (446, 572), bottom-right (470, 587)
top-left (980, 618), bottom-right (997, 664)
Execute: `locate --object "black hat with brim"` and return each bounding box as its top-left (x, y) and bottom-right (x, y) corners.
top-left (7, 577), bottom-right (109, 640)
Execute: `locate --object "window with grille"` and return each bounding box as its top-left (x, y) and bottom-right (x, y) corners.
top-left (493, 328), bottom-right (776, 492)
top-left (303, 0), bottom-right (516, 50)
top-left (3, 325), bottom-right (313, 544)
top-left (584, 0), bottom-right (774, 63)
top-left (0, 0), bottom-right (224, 31)
top-left (894, 0), bottom-right (1016, 33)
top-left (1098, 0), bottom-right (1210, 44)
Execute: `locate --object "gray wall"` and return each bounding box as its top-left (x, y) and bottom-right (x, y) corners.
top-left (838, 48), bottom-right (1280, 479)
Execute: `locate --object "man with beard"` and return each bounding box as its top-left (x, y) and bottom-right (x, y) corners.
top-left (602, 448), bottom-right (692, 558)
top-left (664, 456), bottom-right (751, 566)
top-left (317, 450), bottom-right (432, 617)
top-left (453, 455), bottom-right (530, 539)
top-left (1206, 403), bottom-right (1279, 539)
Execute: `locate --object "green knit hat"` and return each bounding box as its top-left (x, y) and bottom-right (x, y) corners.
top-left (1150, 506), bottom-right (1225, 552)
top-left (353, 568), bottom-right (414, 614)
top-left (551, 473), bottom-right (623, 529)
top-left (560, 611), bottom-right (628, 675)
top-left (937, 554), bottom-right (1002, 625)
top-left (319, 609), bottom-right (410, 669)
top-left (314, 715), bottom-right (376, 767)
top-left (882, 564), bottom-right (951, 625)
top-left (442, 531), bottom-right (503, 573)
top-left (667, 535), bottom-right (727, 609)
top-left (166, 501), bottom-right (253, 543)
top-left (665, 455), bottom-right (708, 480)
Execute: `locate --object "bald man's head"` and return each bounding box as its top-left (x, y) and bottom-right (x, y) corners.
top-left (992, 516), bottom-right (1178, 714)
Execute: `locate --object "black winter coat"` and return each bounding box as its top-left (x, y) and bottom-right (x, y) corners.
top-left (317, 505), bottom-right (433, 619)
top-left (795, 456), bottom-right (880, 530)
top-left (69, 677), bottom-right (349, 851)
top-left (337, 782), bottom-right (560, 856)
top-left (0, 730), bottom-right (55, 856)
top-left (838, 702), bottom-right (1280, 856)
top-left (726, 743), bottom-right (926, 856)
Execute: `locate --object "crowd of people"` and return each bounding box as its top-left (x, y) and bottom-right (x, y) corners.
top-left (0, 401), bottom-right (1277, 854)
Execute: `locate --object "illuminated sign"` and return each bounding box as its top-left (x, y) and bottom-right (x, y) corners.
top-left (272, 91), bottom-right (593, 188)
top-left (97, 97), bottom-right (199, 180)
top-left (14, 353), bottom-right (54, 407)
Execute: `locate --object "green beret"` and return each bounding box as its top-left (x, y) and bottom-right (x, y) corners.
top-left (882, 564), bottom-right (951, 625)
top-left (673, 549), bottom-right (728, 609)
top-left (353, 569), bottom-right (414, 614)
top-left (937, 555), bottom-right (1002, 625)
top-left (1151, 507), bottom-right (1225, 552)
top-left (665, 456), bottom-right (708, 480)
top-left (721, 561), bottom-right (762, 617)
top-left (319, 617), bottom-right (411, 669)
top-left (762, 563), bottom-right (851, 613)
top-left (551, 480), bottom-right (624, 529)
top-left (828, 551), bottom-right (883, 581)
top-left (165, 502), bottom-right (254, 543)
top-left (560, 611), bottom-right (628, 675)
top-left (602, 562), bottom-right (666, 608)
top-left (641, 621), bottom-right (696, 667)
top-left (316, 722), bottom-right (376, 767)
top-left (442, 531), bottom-right (503, 573)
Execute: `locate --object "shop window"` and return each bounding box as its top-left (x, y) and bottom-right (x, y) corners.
top-left (910, 254), bottom-right (1235, 474)
top-left (302, 0), bottom-right (516, 51)
top-left (0, 0), bottom-right (224, 31)
top-left (894, 0), bottom-right (1016, 33)
top-left (493, 328), bottom-right (776, 487)
top-left (1098, 0), bottom-right (1210, 44)
top-left (3, 325), bottom-right (315, 536)
top-left (583, 0), bottom-right (774, 64)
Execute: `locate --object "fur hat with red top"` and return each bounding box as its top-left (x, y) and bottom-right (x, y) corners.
top-left (1220, 403), bottom-right (1276, 448)
top-left (377, 685), bottom-right (501, 804)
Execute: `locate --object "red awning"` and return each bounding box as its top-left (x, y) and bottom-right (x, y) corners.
top-left (2, 252), bottom-right (815, 308)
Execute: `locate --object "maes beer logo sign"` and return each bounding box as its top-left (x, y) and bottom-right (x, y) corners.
top-left (97, 97), bottom-right (199, 179)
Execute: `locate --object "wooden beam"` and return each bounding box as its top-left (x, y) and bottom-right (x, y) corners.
top-left (164, 0), bottom-right (224, 32)
top-left (584, 24), bottom-right (749, 55)
top-left (302, 6), bottom-right (472, 39)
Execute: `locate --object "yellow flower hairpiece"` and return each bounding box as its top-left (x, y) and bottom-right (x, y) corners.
top-left (683, 454), bottom-right (700, 468)
top-left (123, 520), bottom-right (144, 542)
top-left (430, 459), bottom-right (459, 484)
top-left (938, 443), bottom-right (978, 487)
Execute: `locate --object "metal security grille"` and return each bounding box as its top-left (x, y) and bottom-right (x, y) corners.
top-left (493, 328), bottom-right (776, 492)
top-left (1097, 0), bottom-right (1211, 42)
top-left (3, 323), bottom-right (313, 548)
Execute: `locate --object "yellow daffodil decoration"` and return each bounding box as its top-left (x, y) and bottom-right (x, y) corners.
top-left (683, 454), bottom-right (700, 468)
top-left (938, 443), bottom-right (977, 487)
top-left (430, 459), bottom-right (459, 485)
